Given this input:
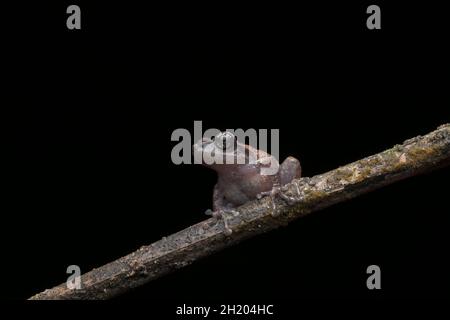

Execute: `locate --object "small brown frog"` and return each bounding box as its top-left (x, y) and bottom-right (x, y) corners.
top-left (193, 131), bottom-right (301, 234)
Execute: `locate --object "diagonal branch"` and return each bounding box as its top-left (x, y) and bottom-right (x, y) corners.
top-left (29, 124), bottom-right (450, 300)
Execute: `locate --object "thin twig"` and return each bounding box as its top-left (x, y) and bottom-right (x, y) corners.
top-left (29, 124), bottom-right (450, 300)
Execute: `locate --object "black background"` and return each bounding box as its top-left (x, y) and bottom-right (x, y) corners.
top-left (2, 0), bottom-right (449, 309)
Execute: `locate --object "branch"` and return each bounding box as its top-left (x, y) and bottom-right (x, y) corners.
top-left (29, 124), bottom-right (450, 300)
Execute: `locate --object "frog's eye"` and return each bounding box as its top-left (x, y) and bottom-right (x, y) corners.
top-left (214, 131), bottom-right (235, 150)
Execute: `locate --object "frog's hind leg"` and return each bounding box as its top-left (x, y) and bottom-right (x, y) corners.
top-left (257, 156), bottom-right (302, 216)
top-left (278, 156), bottom-right (302, 204)
top-left (279, 156), bottom-right (301, 185)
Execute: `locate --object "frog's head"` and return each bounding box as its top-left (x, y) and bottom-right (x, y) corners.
top-left (193, 131), bottom-right (249, 171)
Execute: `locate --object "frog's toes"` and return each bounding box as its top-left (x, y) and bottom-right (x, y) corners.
top-left (278, 187), bottom-right (297, 205)
top-left (223, 223), bottom-right (233, 235)
top-left (220, 211), bottom-right (234, 235)
top-left (205, 209), bottom-right (235, 235)
top-left (268, 185), bottom-right (298, 216)
top-left (257, 190), bottom-right (271, 199)
top-left (268, 186), bottom-right (282, 217)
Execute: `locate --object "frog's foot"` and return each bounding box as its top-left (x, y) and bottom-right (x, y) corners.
top-left (205, 209), bottom-right (239, 235)
top-left (278, 185), bottom-right (298, 205)
top-left (257, 184), bottom-right (297, 217)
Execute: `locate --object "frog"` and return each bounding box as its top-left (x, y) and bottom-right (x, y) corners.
top-left (193, 131), bottom-right (301, 234)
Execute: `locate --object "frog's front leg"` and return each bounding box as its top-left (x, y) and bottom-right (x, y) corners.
top-left (205, 185), bottom-right (239, 235)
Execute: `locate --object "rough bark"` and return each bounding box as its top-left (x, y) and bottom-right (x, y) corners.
top-left (29, 124), bottom-right (450, 300)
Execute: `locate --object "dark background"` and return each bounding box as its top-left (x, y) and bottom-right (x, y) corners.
top-left (2, 0), bottom-right (449, 306)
